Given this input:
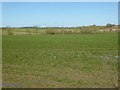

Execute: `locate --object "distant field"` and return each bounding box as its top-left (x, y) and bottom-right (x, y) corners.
top-left (3, 33), bottom-right (118, 88)
top-left (2, 25), bottom-right (118, 35)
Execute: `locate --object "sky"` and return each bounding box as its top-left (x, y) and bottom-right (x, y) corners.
top-left (2, 2), bottom-right (118, 27)
top-left (2, 0), bottom-right (120, 2)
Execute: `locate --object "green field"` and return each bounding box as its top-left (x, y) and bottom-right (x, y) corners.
top-left (3, 33), bottom-right (118, 88)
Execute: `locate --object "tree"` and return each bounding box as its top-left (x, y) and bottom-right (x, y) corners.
top-left (106, 23), bottom-right (113, 27)
top-left (92, 24), bottom-right (96, 26)
top-left (106, 23), bottom-right (114, 31)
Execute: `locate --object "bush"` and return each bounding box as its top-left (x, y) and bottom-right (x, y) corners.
top-left (7, 29), bottom-right (14, 35)
top-left (81, 29), bottom-right (93, 34)
top-left (45, 29), bottom-right (56, 35)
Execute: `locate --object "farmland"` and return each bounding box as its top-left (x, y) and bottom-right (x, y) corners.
top-left (2, 30), bottom-right (118, 88)
top-left (2, 2), bottom-right (118, 88)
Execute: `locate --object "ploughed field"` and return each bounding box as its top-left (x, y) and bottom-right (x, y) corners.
top-left (2, 33), bottom-right (118, 88)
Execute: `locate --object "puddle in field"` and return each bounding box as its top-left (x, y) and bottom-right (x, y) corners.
top-left (99, 55), bottom-right (120, 60)
top-left (2, 82), bottom-right (24, 88)
top-left (115, 56), bottom-right (120, 59)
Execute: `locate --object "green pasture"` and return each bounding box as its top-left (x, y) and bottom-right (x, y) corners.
top-left (2, 33), bottom-right (118, 88)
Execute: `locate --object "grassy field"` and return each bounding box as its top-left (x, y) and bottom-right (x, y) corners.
top-left (2, 33), bottom-right (118, 88)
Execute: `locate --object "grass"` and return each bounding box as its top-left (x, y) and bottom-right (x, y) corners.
top-left (2, 33), bottom-right (118, 88)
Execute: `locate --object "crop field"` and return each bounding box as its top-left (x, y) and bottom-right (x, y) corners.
top-left (2, 33), bottom-right (118, 88)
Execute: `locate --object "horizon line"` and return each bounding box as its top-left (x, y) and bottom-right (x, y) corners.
top-left (1, 24), bottom-right (118, 28)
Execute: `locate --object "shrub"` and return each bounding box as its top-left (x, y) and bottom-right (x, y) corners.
top-left (45, 29), bottom-right (56, 35)
top-left (7, 29), bottom-right (14, 35)
top-left (81, 29), bottom-right (93, 34)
